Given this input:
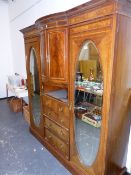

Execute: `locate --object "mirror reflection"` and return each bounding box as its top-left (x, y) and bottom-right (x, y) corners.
top-left (74, 41), bottom-right (103, 166)
top-left (30, 48), bottom-right (41, 127)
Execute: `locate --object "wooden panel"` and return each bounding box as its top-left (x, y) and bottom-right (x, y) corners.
top-left (70, 18), bottom-right (112, 35)
top-left (47, 28), bottom-right (68, 83)
top-left (40, 31), bottom-right (48, 79)
top-left (45, 128), bottom-right (69, 160)
top-left (45, 117), bottom-right (69, 144)
top-left (106, 14), bottom-right (131, 175)
top-left (68, 4), bottom-right (115, 25)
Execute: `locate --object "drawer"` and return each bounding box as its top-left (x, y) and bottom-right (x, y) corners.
top-left (43, 107), bottom-right (58, 121)
top-left (43, 94), bottom-right (69, 115)
top-left (43, 107), bottom-right (69, 129)
top-left (43, 95), bottom-right (69, 128)
top-left (45, 117), bottom-right (69, 144)
top-left (45, 128), bottom-right (69, 160)
top-left (43, 95), bottom-right (53, 109)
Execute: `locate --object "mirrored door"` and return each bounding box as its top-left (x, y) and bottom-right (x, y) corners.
top-left (74, 40), bottom-right (103, 166)
top-left (29, 48), bottom-right (41, 127)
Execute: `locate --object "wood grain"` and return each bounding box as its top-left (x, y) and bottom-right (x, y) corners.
top-left (21, 0), bottom-right (131, 174)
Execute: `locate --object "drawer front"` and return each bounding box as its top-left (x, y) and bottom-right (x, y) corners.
top-left (43, 95), bottom-right (55, 109)
top-left (45, 129), bottom-right (69, 160)
top-left (45, 117), bottom-right (69, 144)
top-left (43, 95), bottom-right (69, 114)
top-left (43, 107), bottom-right (69, 128)
top-left (43, 95), bottom-right (69, 128)
top-left (43, 107), bottom-right (57, 119)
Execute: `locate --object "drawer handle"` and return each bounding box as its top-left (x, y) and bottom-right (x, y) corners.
top-left (66, 156), bottom-right (68, 160)
top-left (49, 124), bottom-right (52, 128)
top-left (60, 119), bottom-right (64, 124)
top-left (59, 107), bottom-right (63, 112)
top-left (48, 135), bottom-right (52, 139)
top-left (60, 130), bottom-right (64, 136)
top-left (60, 144), bottom-right (64, 149)
top-left (60, 144), bottom-right (64, 151)
top-left (48, 112), bottom-right (51, 115)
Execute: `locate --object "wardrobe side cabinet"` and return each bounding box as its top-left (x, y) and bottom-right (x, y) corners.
top-left (21, 1), bottom-right (131, 175)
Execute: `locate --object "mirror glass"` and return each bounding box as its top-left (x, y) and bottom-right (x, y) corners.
top-left (74, 41), bottom-right (103, 166)
top-left (30, 48), bottom-right (41, 127)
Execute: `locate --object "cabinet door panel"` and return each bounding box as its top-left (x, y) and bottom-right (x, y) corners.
top-left (69, 22), bottom-right (114, 175)
top-left (47, 28), bottom-right (68, 83)
top-left (25, 37), bottom-right (44, 136)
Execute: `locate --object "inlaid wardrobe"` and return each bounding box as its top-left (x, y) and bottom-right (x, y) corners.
top-left (21, 0), bottom-right (131, 174)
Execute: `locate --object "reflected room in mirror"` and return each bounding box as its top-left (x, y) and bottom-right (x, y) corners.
top-left (30, 48), bottom-right (41, 127)
top-left (74, 41), bottom-right (103, 166)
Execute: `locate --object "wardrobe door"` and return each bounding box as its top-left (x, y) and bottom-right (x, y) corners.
top-left (46, 28), bottom-right (68, 83)
top-left (69, 19), bottom-right (113, 175)
top-left (25, 37), bottom-right (44, 136)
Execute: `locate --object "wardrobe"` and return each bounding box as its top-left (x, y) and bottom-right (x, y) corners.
top-left (21, 0), bottom-right (131, 174)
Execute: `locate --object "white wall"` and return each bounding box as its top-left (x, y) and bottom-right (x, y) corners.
top-left (8, 0), bottom-right (131, 173)
top-left (0, 0), bottom-right (13, 98)
top-left (8, 0), bottom-right (90, 78)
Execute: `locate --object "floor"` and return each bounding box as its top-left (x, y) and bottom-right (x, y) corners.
top-left (0, 99), bottom-right (71, 175)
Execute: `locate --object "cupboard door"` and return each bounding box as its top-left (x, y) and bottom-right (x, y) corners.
top-left (69, 19), bottom-right (114, 175)
top-left (25, 37), bottom-right (44, 136)
top-left (46, 28), bottom-right (68, 83)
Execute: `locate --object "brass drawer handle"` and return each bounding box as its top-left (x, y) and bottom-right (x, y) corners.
top-left (60, 119), bottom-right (64, 124)
top-left (48, 112), bottom-right (51, 115)
top-left (60, 144), bottom-right (64, 149)
top-left (59, 107), bottom-right (63, 112)
top-left (60, 130), bottom-right (64, 136)
top-left (66, 156), bottom-right (68, 160)
top-left (60, 144), bottom-right (64, 151)
top-left (48, 135), bottom-right (52, 139)
top-left (49, 124), bottom-right (52, 127)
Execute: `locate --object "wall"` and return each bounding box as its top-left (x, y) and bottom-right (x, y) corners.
top-left (0, 0), bottom-right (13, 98)
top-left (8, 0), bottom-right (90, 78)
top-left (8, 0), bottom-right (131, 173)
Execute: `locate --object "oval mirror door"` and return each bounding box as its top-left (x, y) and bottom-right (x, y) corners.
top-left (74, 41), bottom-right (103, 166)
top-left (29, 48), bottom-right (41, 127)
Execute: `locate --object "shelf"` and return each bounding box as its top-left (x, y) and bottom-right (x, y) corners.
top-left (76, 101), bottom-right (102, 108)
top-left (75, 86), bottom-right (103, 97)
top-left (45, 89), bottom-right (68, 103)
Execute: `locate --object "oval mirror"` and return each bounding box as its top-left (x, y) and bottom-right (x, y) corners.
top-left (74, 41), bottom-right (103, 166)
top-left (29, 48), bottom-right (41, 127)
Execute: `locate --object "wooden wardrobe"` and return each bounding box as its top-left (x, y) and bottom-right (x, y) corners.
top-left (21, 0), bottom-right (131, 174)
